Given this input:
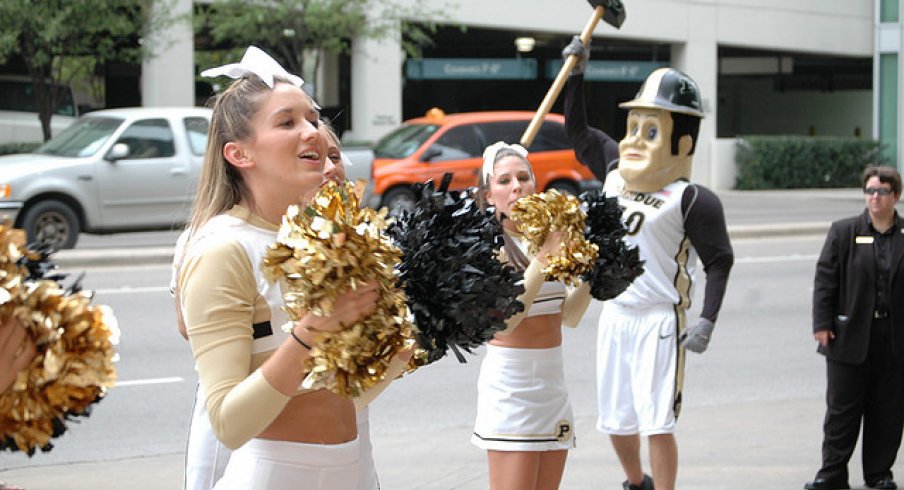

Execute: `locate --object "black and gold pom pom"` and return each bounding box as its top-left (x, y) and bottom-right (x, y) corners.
top-left (388, 175), bottom-right (524, 365)
top-left (580, 189), bottom-right (644, 300)
top-left (0, 221), bottom-right (118, 455)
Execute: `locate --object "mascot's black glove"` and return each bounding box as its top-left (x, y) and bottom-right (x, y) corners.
top-left (562, 35), bottom-right (589, 76)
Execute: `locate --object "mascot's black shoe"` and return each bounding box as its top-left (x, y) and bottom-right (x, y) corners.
top-left (866, 477), bottom-right (897, 489)
top-left (623, 474), bottom-right (654, 490)
top-left (803, 478), bottom-right (850, 490)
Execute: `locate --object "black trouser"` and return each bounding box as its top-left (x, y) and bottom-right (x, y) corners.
top-left (817, 318), bottom-right (904, 484)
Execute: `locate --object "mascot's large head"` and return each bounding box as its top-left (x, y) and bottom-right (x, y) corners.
top-left (617, 68), bottom-right (703, 193)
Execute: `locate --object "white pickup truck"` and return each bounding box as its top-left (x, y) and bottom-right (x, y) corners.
top-left (341, 146), bottom-right (375, 187)
top-left (0, 107), bottom-right (212, 249)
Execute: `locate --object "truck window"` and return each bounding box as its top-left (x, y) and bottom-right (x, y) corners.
top-left (184, 117), bottom-right (210, 155)
top-left (116, 119), bottom-right (175, 159)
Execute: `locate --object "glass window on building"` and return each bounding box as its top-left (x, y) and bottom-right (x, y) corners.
top-left (881, 0), bottom-right (899, 22)
top-left (879, 53), bottom-right (898, 166)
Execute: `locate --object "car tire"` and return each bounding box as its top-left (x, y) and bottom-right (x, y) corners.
top-left (21, 200), bottom-right (81, 250)
top-left (382, 186), bottom-right (417, 218)
top-left (547, 180), bottom-right (580, 196)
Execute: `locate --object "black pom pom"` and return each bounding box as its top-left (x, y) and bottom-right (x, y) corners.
top-left (388, 178), bottom-right (524, 365)
top-left (18, 241), bottom-right (66, 283)
top-left (580, 189), bottom-right (644, 300)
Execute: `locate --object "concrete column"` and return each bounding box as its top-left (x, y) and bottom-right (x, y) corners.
top-left (874, 0), bottom-right (903, 171)
top-left (671, 5), bottom-right (720, 189)
top-left (347, 31), bottom-right (404, 144)
top-left (319, 51), bottom-right (340, 108)
top-left (141, 0), bottom-right (194, 107)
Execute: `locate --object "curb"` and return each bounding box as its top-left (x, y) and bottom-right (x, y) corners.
top-left (726, 221), bottom-right (829, 240)
top-left (54, 246), bottom-right (176, 268)
top-left (52, 223), bottom-right (832, 268)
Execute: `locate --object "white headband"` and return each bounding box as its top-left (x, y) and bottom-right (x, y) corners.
top-left (201, 45), bottom-right (305, 90)
top-left (481, 141), bottom-right (530, 183)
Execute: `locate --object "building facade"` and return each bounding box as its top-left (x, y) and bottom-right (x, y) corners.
top-left (141, 0), bottom-right (882, 189)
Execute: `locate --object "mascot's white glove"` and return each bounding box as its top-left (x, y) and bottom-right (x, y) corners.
top-left (680, 318), bottom-right (715, 354)
top-left (562, 35), bottom-right (589, 76)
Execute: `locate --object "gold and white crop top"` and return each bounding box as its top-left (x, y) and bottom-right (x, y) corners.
top-left (498, 235), bottom-right (592, 335)
top-left (174, 206), bottom-right (294, 449)
top-left (174, 205), bottom-right (408, 449)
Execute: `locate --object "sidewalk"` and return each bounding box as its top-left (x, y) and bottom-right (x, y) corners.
top-left (2, 397), bottom-right (890, 489)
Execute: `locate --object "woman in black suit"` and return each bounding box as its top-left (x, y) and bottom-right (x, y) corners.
top-left (806, 166), bottom-right (904, 490)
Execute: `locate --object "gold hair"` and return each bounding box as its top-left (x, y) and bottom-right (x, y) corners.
top-left (188, 75), bottom-right (302, 234)
top-left (319, 119), bottom-right (340, 148)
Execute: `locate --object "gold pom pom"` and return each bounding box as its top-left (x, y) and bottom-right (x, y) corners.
top-left (264, 181), bottom-right (416, 398)
top-left (0, 221), bottom-right (118, 454)
top-left (509, 189), bottom-right (598, 286)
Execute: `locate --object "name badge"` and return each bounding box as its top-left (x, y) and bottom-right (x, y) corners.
top-left (855, 236), bottom-right (874, 244)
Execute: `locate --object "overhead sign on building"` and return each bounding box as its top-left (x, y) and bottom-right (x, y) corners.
top-left (406, 58), bottom-right (538, 80)
top-left (547, 60), bottom-right (666, 81)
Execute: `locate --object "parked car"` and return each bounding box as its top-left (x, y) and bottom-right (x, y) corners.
top-left (366, 109), bottom-right (600, 213)
top-left (0, 107), bottom-right (212, 249)
top-left (0, 75), bottom-right (79, 145)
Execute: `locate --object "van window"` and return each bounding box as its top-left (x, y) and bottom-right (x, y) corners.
top-left (0, 79), bottom-right (77, 117)
top-left (530, 121), bottom-right (570, 152)
top-left (374, 123), bottom-right (440, 159)
top-left (474, 120), bottom-right (570, 153)
top-left (426, 125), bottom-right (481, 161)
top-left (475, 121), bottom-right (528, 148)
top-left (116, 119), bottom-right (175, 159)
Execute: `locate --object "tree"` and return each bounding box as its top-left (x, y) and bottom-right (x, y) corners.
top-left (195, 0), bottom-right (451, 100)
top-left (0, 0), bottom-right (184, 141)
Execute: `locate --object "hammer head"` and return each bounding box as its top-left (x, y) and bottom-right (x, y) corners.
top-left (587, 0), bottom-right (626, 29)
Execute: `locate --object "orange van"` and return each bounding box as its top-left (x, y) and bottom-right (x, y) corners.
top-left (366, 110), bottom-right (600, 213)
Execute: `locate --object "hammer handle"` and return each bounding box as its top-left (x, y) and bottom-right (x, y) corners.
top-left (520, 5), bottom-right (605, 148)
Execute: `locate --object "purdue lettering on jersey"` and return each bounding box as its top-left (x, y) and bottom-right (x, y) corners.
top-left (604, 171), bottom-right (698, 310)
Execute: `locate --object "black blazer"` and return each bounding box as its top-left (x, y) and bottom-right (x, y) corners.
top-left (812, 210), bottom-right (904, 364)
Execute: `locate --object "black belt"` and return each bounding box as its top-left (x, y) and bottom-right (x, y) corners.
top-left (874, 310), bottom-right (889, 319)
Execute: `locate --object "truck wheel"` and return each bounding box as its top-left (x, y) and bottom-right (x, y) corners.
top-left (21, 200), bottom-right (80, 250)
top-left (382, 187), bottom-right (417, 217)
top-left (547, 180), bottom-right (580, 196)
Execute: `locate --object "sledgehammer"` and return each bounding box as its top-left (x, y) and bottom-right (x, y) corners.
top-left (520, 0), bottom-right (626, 147)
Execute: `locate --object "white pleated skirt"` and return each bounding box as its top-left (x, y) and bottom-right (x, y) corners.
top-left (472, 344), bottom-right (575, 451)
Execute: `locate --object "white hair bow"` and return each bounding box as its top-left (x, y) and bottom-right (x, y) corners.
top-left (201, 45), bottom-right (304, 89)
top-left (481, 141), bottom-right (529, 183)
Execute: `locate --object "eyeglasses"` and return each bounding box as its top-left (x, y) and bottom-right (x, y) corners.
top-left (864, 187), bottom-right (893, 196)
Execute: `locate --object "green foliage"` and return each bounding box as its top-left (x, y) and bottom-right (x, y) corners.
top-left (0, 0), bottom-right (185, 140)
top-left (195, 0), bottom-right (450, 98)
top-left (735, 135), bottom-right (884, 189)
top-left (0, 142), bottom-right (41, 156)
